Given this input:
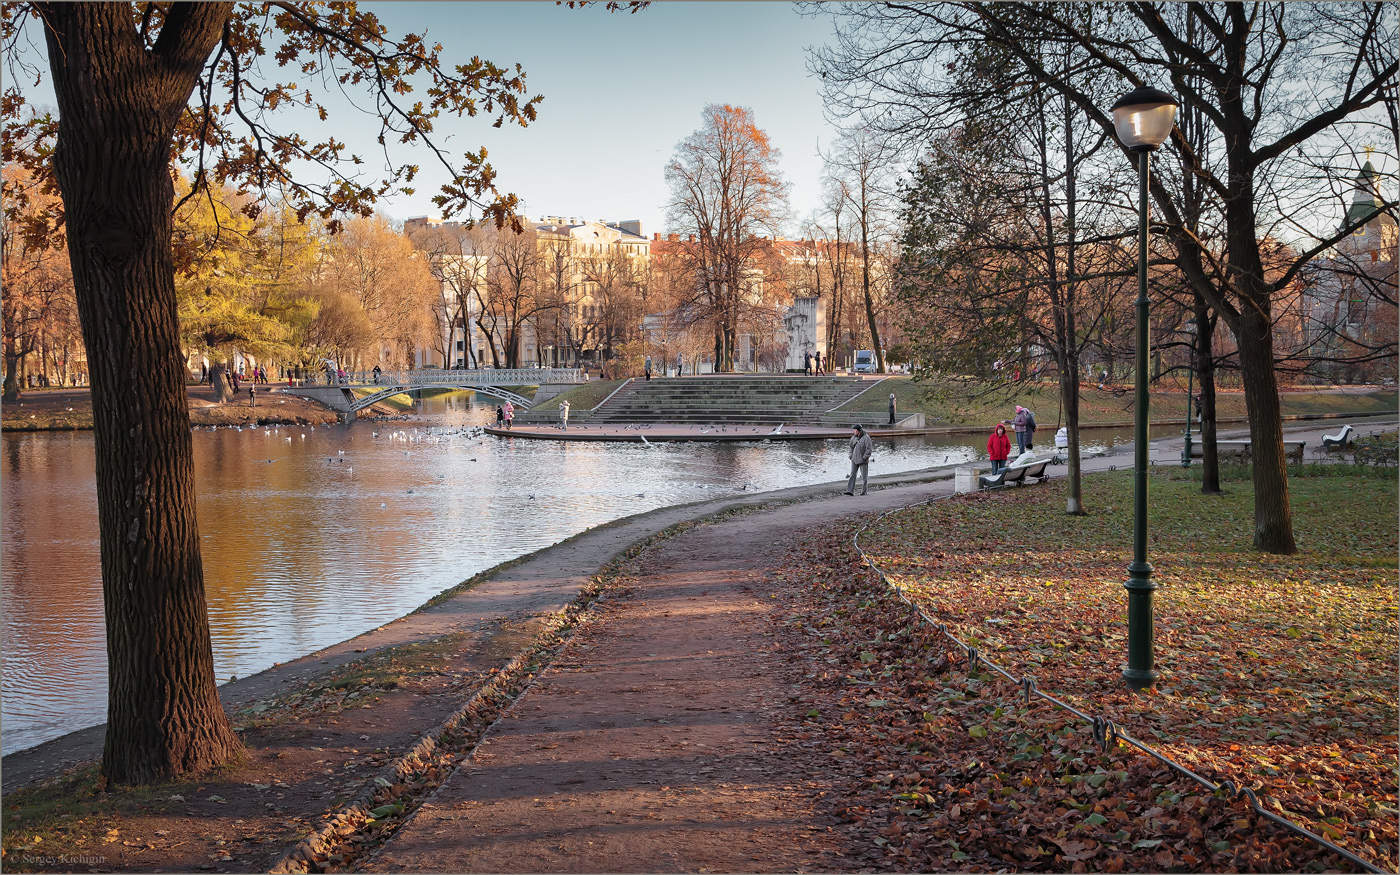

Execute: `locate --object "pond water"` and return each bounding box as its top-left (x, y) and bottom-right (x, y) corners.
top-left (1, 391), bottom-right (1156, 756)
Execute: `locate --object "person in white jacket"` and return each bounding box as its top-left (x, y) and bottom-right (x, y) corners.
top-left (845, 424), bottom-right (874, 495)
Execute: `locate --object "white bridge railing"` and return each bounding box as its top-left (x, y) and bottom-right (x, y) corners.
top-left (307, 367), bottom-right (584, 387)
top-left (408, 368), bottom-right (583, 386)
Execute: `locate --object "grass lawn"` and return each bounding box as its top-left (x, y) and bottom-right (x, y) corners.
top-left (526, 379), bottom-right (626, 414)
top-left (837, 376), bottom-right (1396, 428)
top-left (854, 464), bottom-right (1396, 869)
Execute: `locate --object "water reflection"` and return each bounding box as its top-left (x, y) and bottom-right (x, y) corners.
top-left (2, 391), bottom-right (1152, 755)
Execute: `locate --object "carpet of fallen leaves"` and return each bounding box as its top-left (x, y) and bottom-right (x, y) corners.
top-left (768, 467), bottom-right (1395, 872)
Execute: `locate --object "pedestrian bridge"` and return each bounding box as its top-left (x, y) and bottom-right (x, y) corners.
top-left (278, 367), bottom-right (583, 418)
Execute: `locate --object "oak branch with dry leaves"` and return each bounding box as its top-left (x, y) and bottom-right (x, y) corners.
top-left (0, 1), bottom-right (549, 784)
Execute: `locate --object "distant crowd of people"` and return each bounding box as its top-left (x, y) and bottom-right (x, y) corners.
top-left (23, 372), bottom-right (88, 389)
top-left (198, 363), bottom-right (271, 392)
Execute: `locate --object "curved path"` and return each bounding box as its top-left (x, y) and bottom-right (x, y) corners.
top-left (364, 417), bottom-right (1394, 870)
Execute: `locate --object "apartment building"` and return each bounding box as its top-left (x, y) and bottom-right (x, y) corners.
top-left (404, 215), bottom-right (648, 369)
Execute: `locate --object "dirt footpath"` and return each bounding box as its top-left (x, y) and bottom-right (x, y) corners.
top-left (367, 486), bottom-right (951, 873)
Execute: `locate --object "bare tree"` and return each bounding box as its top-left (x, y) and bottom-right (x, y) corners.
top-left (665, 104), bottom-right (790, 371)
top-left (826, 132), bottom-right (891, 372)
top-left (812, 0), bottom-right (1398, 553)
top-left (482, 223), bottom-right (558, 368)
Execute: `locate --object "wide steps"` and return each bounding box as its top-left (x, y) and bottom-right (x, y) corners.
top-left (514, 377), bottom-right (879, 425)
top-left (575, 376), bottom-right (878, 425)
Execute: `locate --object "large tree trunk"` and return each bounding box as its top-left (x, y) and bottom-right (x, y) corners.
top-left (1194, 298), bottom-right (1221, 494)
top-left (43, 1), bottom-right (242, 784)
top-left (1238, 305), bottom-right (1296, 553)
top-left (208, 361), bottom-right (233, 403)
top-left (1221, 113), bottom-right (1295, 552)
top-left (3, 352), bottom-right (20, 401)
top-left (1058, 351), bottom-right (1085, 514)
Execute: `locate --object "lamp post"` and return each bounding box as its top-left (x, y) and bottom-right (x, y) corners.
top-left (1110, 86), bottom-right (1178, 690)
top-left (1181, 319), bottom-right (1196, 468)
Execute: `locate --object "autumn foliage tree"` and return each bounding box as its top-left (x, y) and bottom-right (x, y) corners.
top-left (173, 179), bottom-right (320, 399)
top-left (312, 214), bottom-right (438, 369)
top-left (2, 1), bottom-right (542, 783)
top-left (665, 104), bottom-right (789, 371)
top-left (1, 160), bottom-right (76, 398)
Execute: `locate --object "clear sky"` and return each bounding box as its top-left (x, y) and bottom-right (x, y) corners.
top-left (361, 2), bottom-right (845, 237)
top-left (8, 3), bottom-right (845, 238)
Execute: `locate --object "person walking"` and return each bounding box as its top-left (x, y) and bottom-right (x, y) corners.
top-left (644, 357), bottom-right (652, 381)
top-left (845, 424), bottom-right (873, 496)
top-left (372, 364), bottom-right (382, 385)
top-left (803, 351), bottom-right (812, 376)
top-left (815, 350), bottom-right (823, 375)
top-left (559, 399), bottom-right (571, 430)
top-left (249, 386), bottom-right (256, 407)
top-left (1013, 405), bottom-right (1029, 454)
top-left (1023, 407), bottom-right (1037, 450)
top-left (987, 423), bottom-right (1012, 473)
top-left (676, 353), bottom-right (684, 378)
top-left (503, 400), bottom-right (515, 430)
top-left (888, 392), bottom-right (897, 425)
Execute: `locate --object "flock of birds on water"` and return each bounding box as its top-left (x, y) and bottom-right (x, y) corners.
top-left (187, 422), bottom-right (779, 497)
top-left (179, 418), bottom-right (984, 500)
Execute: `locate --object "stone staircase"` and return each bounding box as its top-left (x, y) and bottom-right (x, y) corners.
top-left (543, 376), bottom-right (884, 426)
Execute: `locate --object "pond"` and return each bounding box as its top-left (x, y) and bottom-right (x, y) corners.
top-left (1, 390), bottom-right (1154, 756)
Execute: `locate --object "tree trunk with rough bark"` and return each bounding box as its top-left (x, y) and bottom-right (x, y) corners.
top-left (3, 353), bottom-right (20, 401)
top-left (1194, 298), bottom-right (1221, 494)
top-left (208, 361), bottom-right (233, 403)
top-left (42, 1), bottom-right (243, 784)
top-left (1237, 305), bottom-right (1296, 552)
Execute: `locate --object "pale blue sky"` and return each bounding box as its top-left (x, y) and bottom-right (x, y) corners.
top-left (12, 2), bottom-right (845, 238)
top-left (357, 2), bottom-right (845, 236)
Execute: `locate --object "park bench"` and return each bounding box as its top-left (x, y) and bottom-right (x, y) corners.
top-left (1216, 439), bottom-right (1306, 464)
top-left (978, 457), bottom-right (1050, 489)
top-left (1020, 458), bottom-right (1051, 481)
top-left (1321, 424), bottom-right (1355, 449)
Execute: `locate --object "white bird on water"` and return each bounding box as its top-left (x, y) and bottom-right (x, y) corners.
top-left (640, 435), bottom-right (652, 447)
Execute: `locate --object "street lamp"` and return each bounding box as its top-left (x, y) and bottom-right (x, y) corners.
top-left (1111, 85), bottom-right (1178, 690)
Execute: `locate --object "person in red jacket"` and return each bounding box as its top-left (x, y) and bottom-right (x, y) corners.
top-left (987, 422), bottom-right (1012, 473)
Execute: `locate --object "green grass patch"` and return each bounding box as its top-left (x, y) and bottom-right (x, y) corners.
top-left (527, 379), bottom-right (626, 414)
top-left (836, 377), bottom-right (1396, 428)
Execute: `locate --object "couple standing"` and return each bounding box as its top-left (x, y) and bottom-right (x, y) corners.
top-left (987, 406), bottom-right (1036, 473)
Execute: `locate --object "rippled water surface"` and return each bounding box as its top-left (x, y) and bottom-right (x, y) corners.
top-left (2, 392), bottom-right (1150, 755)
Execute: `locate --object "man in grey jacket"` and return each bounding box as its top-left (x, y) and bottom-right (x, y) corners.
top-left (845, 424), bottom-right (873, 495)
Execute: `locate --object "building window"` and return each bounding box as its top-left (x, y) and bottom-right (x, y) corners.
top-left (456, 340), bottom-right (465, 351)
